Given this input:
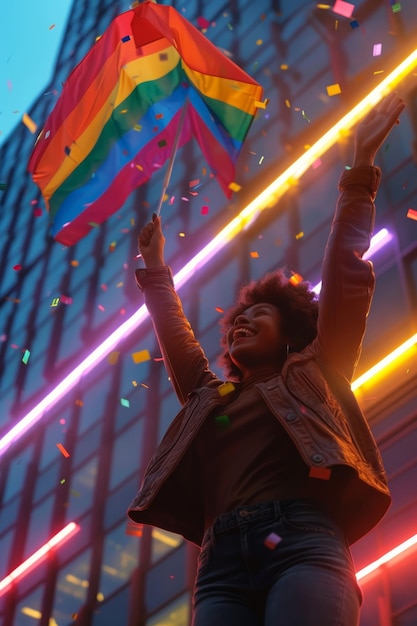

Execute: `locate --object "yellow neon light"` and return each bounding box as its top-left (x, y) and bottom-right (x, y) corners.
top-left (356, 532), bottom-right (417, 581)
top-left (352, 333), bottom-right (417, 391)
top-left (174, 48), bottom-right (417, 288)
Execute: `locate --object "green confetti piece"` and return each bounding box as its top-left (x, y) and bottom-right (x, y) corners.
top-left (391, 2), bottom-right (401, 13)
top-left (22, 349), bottom-right (30, 365)
top-left (215, 414), bottom-right (230, 427)
top-left (120, 398), bottom-right (130, 408)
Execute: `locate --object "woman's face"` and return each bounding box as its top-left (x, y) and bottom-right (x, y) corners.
top-left (227, 302), bottom-right (286, 379)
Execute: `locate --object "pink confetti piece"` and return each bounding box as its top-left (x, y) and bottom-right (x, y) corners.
top-left (332, 0), bottom-right (354, 18)
top-left (373, 43), bottom-right (382, 56)
top-left (33, 208), bottom-right (43, 217)
top-left (264, 532), bottom-right (282, 549)
top-left (201, 205), bottom-right (209, 215)
top-left (197, 16), bottom-right (211, 29)
top-left (13, 264), bottom-right (23, 271)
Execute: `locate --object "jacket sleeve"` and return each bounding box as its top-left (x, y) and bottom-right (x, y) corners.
top-left (135, 266), bottom-right (218, 404)
top-left (314, 165), bottom-right (381, 382)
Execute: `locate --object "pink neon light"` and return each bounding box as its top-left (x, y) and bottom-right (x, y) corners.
top-left (0, 522), bottom-right (80, 596)
top-left (356, 532), bottom-right (417, 581)
top-left (312, 228), bottom-right (392, 294)
top-left (0, 225), bottom-right (393, 457)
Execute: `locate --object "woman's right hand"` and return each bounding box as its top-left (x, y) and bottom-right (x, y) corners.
top-left (138, 214), bottom-right (166, 268)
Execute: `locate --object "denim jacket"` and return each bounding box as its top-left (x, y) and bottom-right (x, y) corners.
top-left (128, 166), bottom-right (390, 546)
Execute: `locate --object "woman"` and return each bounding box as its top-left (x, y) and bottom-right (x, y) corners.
top-left (128, 92), bottom-right (405, 625)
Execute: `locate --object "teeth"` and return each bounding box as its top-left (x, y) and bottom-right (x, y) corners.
top-left (233, 327), bottom-right (254, 340)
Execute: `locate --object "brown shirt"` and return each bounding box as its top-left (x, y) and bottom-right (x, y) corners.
top-left (194, 378), bottom-right (315, 530)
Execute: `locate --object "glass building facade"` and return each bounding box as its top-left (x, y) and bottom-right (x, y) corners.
top-left (1, 1), bottom-right (417, 624)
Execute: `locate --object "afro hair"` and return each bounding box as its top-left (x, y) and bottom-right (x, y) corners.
top-left (218, 269), bottom-right (319, 381)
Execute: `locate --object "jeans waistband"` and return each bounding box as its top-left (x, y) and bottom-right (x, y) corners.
top-left (210, 499), bottom-right (323, 535)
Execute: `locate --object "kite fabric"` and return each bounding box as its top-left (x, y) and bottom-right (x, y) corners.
top-left (28, 1), bottom-right (264, 246)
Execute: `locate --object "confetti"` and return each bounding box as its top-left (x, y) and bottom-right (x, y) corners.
top-left (71, 260), bottom-right (79, 267)
top-left (326, 83), bottom-right (342, 96)
top-left (189, 178), bottom-right (200, 187)
top-left (22, 113), bottom-right (37, 134)
top-left (256, 39), bottom-right (263, 45)
top-left (120, 398), bottom-right (130, 408)
top-left (121, 35), bottom-right (131, 42)
top-left (33, 208), bottom-right (43, 217)
top-left (60, 479), bottom-right (66, 485)
top-left (22, 349), bottom-right (31, 365)
top-left (309, 466), bottom-right (332, 480)
top-left (295, 231), bottom-right (304, 240)
top-left (264, 532), bottom-right (282, 549)
top-left (108, 351), bottom-right (120, 365)
top-left (406, 209), bottom-right (417, 221)
top-left (217, 381), bottom-right (235, 396)
top-left (250, 251), bottom-right (259, 258)
top-left (350, 19), bottom-right (359, 28)
top-left (289, 273), bottom-right (303, 285)
top-left (201, 205), bottom-right (209, 215)
top-left (391, 2), bottom-right (401, 13)
top-left (158, 139), bottom-right (167, 148)
top-left (215, 414), bottom-right (230, 427)
top-left (132, 349), bottom-right (151, 364)
top-left (179, 232), bottom-right (186, 238)
top-left (197, 16), bottom-right (211, 29)
top-left (75, 399), bottom-right (84, 406)
top-left (56, 443), bottom-right (70, 458)
top-left (50, 298), bottom-right (60, 307)
top-left (332, 0), bottom-right (354, 18)
top-left (373, 43), bottom-right (382, 56)
top-left (48, 24), bottom-right (56, 30)
top-left (215, 307), bottom-right (224, 313)
top-left (60, 295), bottom-right (73, 305)
top-left (228, 182), bottom-right (241, 193)
top-left (255, 99), bottom-right (270, 109)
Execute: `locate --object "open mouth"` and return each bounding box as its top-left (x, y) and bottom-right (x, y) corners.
top-left (232, 327), bottom-right (256, 342)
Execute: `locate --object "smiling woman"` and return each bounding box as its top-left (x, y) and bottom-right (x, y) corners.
top-left (127, 93), bottom-right (406, 626)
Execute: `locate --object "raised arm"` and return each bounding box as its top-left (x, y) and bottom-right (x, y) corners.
top-left (137, 215), bottom-right (218, 404)
top-left (315, 92), bottom-right (406, 381)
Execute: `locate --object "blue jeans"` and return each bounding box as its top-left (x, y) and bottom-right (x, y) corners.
top-left (192, 499), bottom-right (362, 626)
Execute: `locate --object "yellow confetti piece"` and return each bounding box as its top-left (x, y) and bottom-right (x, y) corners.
top-left (179, 232), bottom-right (186, 238)
top-left (50, 297), bottom-right (60, 307)
top-left (70, 260), bottom-right (79, 267)
top-left (133, 124), bottom-right (142, 131)
top-left (22, 113), bottom-right (37, 134)
top-left (285, 99), bottom-right (291, 108)
top-left (280, 64), bottom-right (289, 70)
top-left (255, 98), bottom-right (269, 109)
top-left (289, 273), bottom-right (303, 285)
top-left (228, 182), bottom-right (241, 193)
top-left (256, 39), bottom-right (263, 45)
top-left (250, 251), bottom-right (259, 258)
top-left (108, 351), bottom-right (120, 365)
top-left (217, 381), bottom-right (235, 396)
top-left (132, 349), bottom-right (151, 364)
top-left (295, 231), bottom-right (304, 240)
top-left (120, 109), bottom-right (128, 114)
top-left (135, 164), bottom-right (144, 171)
top-left (326, 83), bottom-right (342, 96)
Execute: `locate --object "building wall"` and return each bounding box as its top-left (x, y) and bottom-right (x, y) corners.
top-left (1, 0), bottom-right (417, 625)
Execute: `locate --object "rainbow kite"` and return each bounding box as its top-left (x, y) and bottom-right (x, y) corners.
top-left (28, 1), bottom-right (263, 246)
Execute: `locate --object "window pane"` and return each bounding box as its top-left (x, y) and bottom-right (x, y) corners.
top-left (151, 528), bottom-right (183, 564)
top-left (0, 529), bottom-right (14, 578)
top-left (23, 495), bottom-right (55, 561)
top-left (65, 456), bottom-right (98, 520)
top-left (146, 592), bottom-right (191, 626)
top-left (104, 475), bottom-right (138, 531)
top-left (109, 419), bottom-right (144, 490)
top-left (2, 445), bottom-right (34, 502)
top-left (92, 585), bottom-right (130, 626)
top-left (145, 546), bottom-right (187, 614)
top-left (99, 521), bottom-right (140, 597)
top-left (52, 549), bottom-right (92, 625)
top-left (12, 586), bottom-right (44, 626)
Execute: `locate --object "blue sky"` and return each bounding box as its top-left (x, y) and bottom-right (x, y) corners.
top-left (0, 0), bottom-right (73, 146)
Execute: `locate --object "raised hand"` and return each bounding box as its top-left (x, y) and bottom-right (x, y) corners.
top-left (353, 91), bottom-right (406, 167)
top-left (138, 214), bottom-right (166, 268)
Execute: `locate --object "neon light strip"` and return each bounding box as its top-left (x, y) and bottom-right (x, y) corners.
top-left (356, 532), bottom-right (417, 581)
top-left (1, 50), bottom-right (416, 457)
top-left (351, 333), bottom-right (417, 391)
top-left (0, 522), bottom-right (80, 596)
top-left (311, 227), bottom-right (393, 294)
